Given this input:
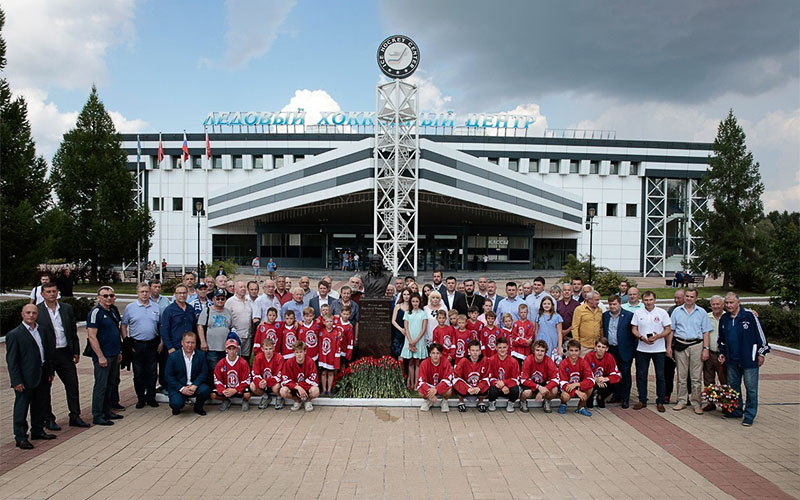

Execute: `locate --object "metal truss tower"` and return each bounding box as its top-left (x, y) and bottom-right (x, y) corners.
top-left (373, 79), bottom-right (420, 277)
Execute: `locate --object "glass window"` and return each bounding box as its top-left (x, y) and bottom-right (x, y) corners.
top-left (609, 161), bottom-right (619, 175)
top-left (629, 162), bottom-right (640, 175)
top-left (172, 197), bottom-right (183, 211)
top-left (606, 203), bottom-right (618, 216)
top-left (626, 203), bottom-right (637, 217)
top-left (295, 155), bottom-right (304, 162)
top-left (152, 155), bottom-right (160, 169)
top-left (549, 160), bottom-right (559, 173)
top-left (254, 157), bottom-right (264, 169)
top-left (586, 202), bottom-right (598, 217)
top-left (275, 157), bottom-right (284, 169)
top-left (233, 155), bottom-right (243, 169)
top-left (589, 161), bottom-right (599, 174)
top-left (193, 157), bottom-right (202, 169)
top-left (508, 159), bottom-right (519, 172)
top-left (467, 236), bottom-right (487, 248)
top-left (213, 156), bottom-right (223, 169)
top-left (152, 197), bottom-right (163, 211)
top-left (529, 160), bottom-right (538, 173)
top-left (488, 157), bottom-right (499, 165)
top-left (289, 234), bottom-right (301, 246)
top-left (569, 160), bottom-right (579, 173)
top-left (172, 157), bottom-right (182, 169)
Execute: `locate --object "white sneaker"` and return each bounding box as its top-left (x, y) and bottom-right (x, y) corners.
top-left (290, 401), bottom-right (302, 412)
top-left (420, 400), bottom-right (431, 412)
top-left (304, 401), bottom-right (314, 412)
top-left (520, 400), bottom-right (529, 412)
top-left (220, 400), bottom-right (231, 412)
top-left (241, 401), bottom-right (249, 412)
top-left (488, 401), bottom-right (496, 412)
top-left (506, 401), bottom-right (515, 413)
top-left (441, 399), bottom-right (449, 413)
top-left (543, 400), bottom-right (552, 413)
top-left (257, 397), bottom-right (269, 410)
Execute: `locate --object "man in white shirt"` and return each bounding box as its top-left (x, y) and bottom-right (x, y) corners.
top-left (309, 280), bottom-right (333, 317)
top-left (254, 279), bottom-right (282, 322)
top-left (631, 290), bottom-right (672, 412)
top-left (225, 281), bottom-right (254, 357)
top-left (30, 275), bottom-right (59, 305)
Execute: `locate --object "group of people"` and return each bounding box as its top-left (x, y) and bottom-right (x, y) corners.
top-left (6, 269), bottom-right (769, 450)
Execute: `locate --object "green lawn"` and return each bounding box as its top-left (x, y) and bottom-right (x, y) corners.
top-left (73, 283), bottom-right (140, 294)
top-left (644, 286), bottom-right (771, 299)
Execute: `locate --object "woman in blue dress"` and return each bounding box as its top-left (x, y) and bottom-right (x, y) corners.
top-left (534, 296), bottom-right (563, 361)
top-left (401, 293), bottom-right (428, 390)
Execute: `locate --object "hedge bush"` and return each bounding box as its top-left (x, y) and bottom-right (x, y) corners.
top-left (750, 304), bottom-right (800, 349)
top-left (593, 271), bottom-right (638, 297)
top-left (1, 297), bottom-right (97, 336)
top-left (206, 259), bottom-right (238, 278)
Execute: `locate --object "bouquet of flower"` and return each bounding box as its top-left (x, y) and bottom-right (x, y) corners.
top-left (334, 356), bottom-right (413, 398)
top-left (702, 384), bottom-right (740, 413)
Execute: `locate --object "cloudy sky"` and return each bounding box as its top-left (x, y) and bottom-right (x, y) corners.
top-left (3, 0), bottom-right (798, 211)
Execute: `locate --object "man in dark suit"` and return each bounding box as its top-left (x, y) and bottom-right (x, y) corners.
top-left (452, 279), bottom-right (486, 315)
top-left (602, 295), bottom-right (636, 408)
top-left (441, 276), bottom-right (463, 311)
top-left (165, 331), bottom-right (211, 416)
top-left (431, 270), bottom-right (446, 296)
top-left (309, 280), bottom-right (334, 317)
top-left (37, 283), bottom-right (89, 429)
top-left (6, 304), bottom-right (56, 449)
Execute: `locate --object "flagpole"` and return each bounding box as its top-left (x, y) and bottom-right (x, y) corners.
top-left (136, 134), bottom-right (141, 283)
top-left (158, 132), bottom-right (163, 281)
top-left (181, 130), bottom-right (187, 276)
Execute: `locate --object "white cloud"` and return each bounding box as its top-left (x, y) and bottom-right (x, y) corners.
top-left (200, 0), bottom-right (297, 70)
top-left (405, 72), bottom-right (453, 112)
top-left (503, 103), bottom-right (548, 136)
top-left (751, 109), bottom-right (800, 212)
top-left (281, 89), bottom-right (341, 127)
top-left (3, 0), bottom-right (137, 90)
top-left (108, 111), bottom-right (148, 134)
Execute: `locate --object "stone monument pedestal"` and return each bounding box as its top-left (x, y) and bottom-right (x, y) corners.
top-left (356, 298), bottom-right (393, 358)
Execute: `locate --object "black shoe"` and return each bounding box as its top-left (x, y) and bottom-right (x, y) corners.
top-left (69, 417), bottom-right (91, 428)
top-left (171, 408), bottom-right (181, 415)
top-left (105, 413), bottom-right (124, 420)
top-left (15, 440), bottom-right (34, 450)
top-left (621, 402), bottom-right (630, 409)
top-left (193, 407), bottom-right (207, 416)
top-left (111, 403), bottom-right (126, 411)
top-left (607, 396), bottom-right (620, 404)
top-left (597, 398), bottom-right (606, 408)
top-left (147, 401), bottom-right (159, 408)
top-left (44, 420), bottom-right (61, 431)
top-left (135, 401), bottom-right (146, 409)
top-left (93, 418), bottom-right (114, 426)
top-left (30, 431), bottom-right (56, 440)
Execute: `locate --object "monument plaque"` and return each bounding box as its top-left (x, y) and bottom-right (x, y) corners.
top-left (357, 297), bottom-right (393, 358)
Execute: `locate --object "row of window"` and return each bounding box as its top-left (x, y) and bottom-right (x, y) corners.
top-left (493, 158), bottom-right (640, 176)
top-left (152, 197), bottom-right (205, 213)
top-left (155, 155), bottom-right (304, 170)
top-left (586, 202), bottom-right (638, 217)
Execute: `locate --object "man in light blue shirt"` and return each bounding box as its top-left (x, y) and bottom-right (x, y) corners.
top-left (669, 288), bottom-right (712, 414)
top-left (621, 288), bottom-right (642, 314)
top-left (121, 283), bottom-right (161, 408)
top-left (524, 277), bottom-right (552, 321)
top-left (496, 282), bottom-right (525, 323)
top-left (149, 279), bottom-right (171, 313)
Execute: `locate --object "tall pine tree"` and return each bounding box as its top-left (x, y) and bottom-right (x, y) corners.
top-left (50, 86), bottom-right (153, 283)
top-left (0, 8), bottom-right (53, 290)
top-left (692, 110), bottom-right (765, 290)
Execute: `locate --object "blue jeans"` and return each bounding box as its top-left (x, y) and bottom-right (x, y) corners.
top-left (726, 363), bottom-right (759, 422)
top-left (635, 351), bottom-right (665, 404)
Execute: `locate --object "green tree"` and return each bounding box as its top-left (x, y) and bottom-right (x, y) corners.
top-left (0, 8), bottom-right (53, 290)
top-left (50, 86), bottom-right (154, 283)
top-left (691, 110), bottom-right (764, 290)
top-left (766, 211), bottom-right (800, 308)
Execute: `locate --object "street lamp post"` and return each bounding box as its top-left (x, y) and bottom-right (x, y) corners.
top-left (194, 200), bottom-right (205, 277)
top-left (586, 207), bottom-right (598, 284)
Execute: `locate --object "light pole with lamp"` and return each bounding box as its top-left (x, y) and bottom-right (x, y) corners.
top-left (194, 200), bottom-right (205, 277)
top-left (586, 207), bottom-right (598, 284)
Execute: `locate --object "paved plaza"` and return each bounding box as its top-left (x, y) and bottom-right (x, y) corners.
top-left (1, 328), bottom-right (798, 500)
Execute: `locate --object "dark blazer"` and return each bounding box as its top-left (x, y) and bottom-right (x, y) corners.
top-left (36, 302), bottom-right (80, 357)
top-left (442, 291), bottom-right (464, 310)
top-left (432, 283), bottom-right (447, 296)
top-left (602, 309), bottom-right (636, 362)
top-left (452, 293), bottom-right (486, 316)
top-left (6, 323), bottom-right (49, 389)
top-left (165, 349), bottom-right (209, 392)
top-left (485, 294), bottom-right (504, 313)
top-left (309, 295), bottom-right (334, 317)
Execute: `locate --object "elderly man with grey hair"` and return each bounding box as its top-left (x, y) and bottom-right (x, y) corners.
top-left (703, 295), bottom-right (727, 411)
top-left (225, 281), bottom-right (253, 356)
top-left (572, 290), bottom-right (604, 356)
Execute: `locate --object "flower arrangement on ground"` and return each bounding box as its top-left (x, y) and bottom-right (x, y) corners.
top-left (334, 356), bottom-right (414, 398)
top-left (701, 384), bottom-right (740, 413)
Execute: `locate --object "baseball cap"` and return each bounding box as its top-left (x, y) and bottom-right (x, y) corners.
top-left (214, 289), bottom-right (227, 298)
top-left (196, 282), bottom-right (208, 289)
top-left (225, 339), bottom-right (239, 350)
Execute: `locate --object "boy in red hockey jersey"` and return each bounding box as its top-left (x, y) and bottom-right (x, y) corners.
top-left (466, 307), bottom-right (482, 342)
top-left (500, 313), bottom-right (514, 351)
top-left (453, 315), bottom-right (471, 362)
top-left (453, 340), bottom-right (490, 412)
top-left (417, 343), bottom-right (454, 412)
top-left (583, 337), bottom-right (621, 409)
top-left (250, 338), bottom-right (284, 410)
top-left (487, 337), bottom-right (521, 413)
top-left (279, 310), bottom-right (299, 359)
top-left (557, 339), bottom-right (595, 417)
top-left (480, 311), bottom-right (500, 358)
top-left (211, 338), bottom-right (252, 412)
top-left (519, 340), bottom-right (560, 413)
top-left (279, 341), bottom-right (320, 412)
top-left (511, 304), bottom-right (534, 365)
top-left (318, 315), bottom-right (340, 396)
top-left (335, 306), bottom-right (354, 365)
top-left (298, 307), bottom-right (320, 362)
top-left (253, 307), bottom-right (280, 358)
top-left (447, 309), bottom-right (459, 328)
top-left (432, 310), bottom-right (455, 360)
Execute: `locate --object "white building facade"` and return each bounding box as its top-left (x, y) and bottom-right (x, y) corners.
top-left (121, 129), bottom-right (711, 276)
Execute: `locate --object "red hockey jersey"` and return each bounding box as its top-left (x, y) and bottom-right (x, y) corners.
top-left (318, 326), bottom-right (340, 370)
top-left (557, 356), bottom-right (595, 391)
top-left (453, 356), bottom-right (490, 394)
top-left (213, 356), bottom-right (251, 394)
top-left (253, 321), bottom-right (281, 358)
top-left (433, 324), bottom-right (456, 359)
top-left (583, 352), bottom-right (621, 384)
top-left (336, 321), bottom-right (354, 361)
top-left (487, 354), bottom-right (520, 388)
top-left (251, 352), bottom-right (283, 387)
top-left (466, 319), bottom-right (483, 342)
top-left (280, 322), bottom-right (299, 359)
top-left (520, 355), bottom-right (559, 391)
top-left (480, 325), bottom-right (501, 358)
top-left (280, 355), bottom-right (319, 390)
top-left (416, 357), bottom-right (454, 395)
top-left (511, 319), bottom-right (535, 360)
top-left (298, 321), bottom-right (320, 361)
top-left (453, 328), bottom-right (471, 361)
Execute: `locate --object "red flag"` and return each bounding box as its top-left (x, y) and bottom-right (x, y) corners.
top-left (182, 132), bottom-right (189, 165)
top-left (157, 133), bottom-right (164, 165)
top-left (205, 130), bottom-right (211, 159)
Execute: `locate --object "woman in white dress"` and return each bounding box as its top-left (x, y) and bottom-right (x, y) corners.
top-left (423, 291), bottom-right (448, 347)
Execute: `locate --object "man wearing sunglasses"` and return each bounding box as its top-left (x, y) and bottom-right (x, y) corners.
top-left (197, 289), bottom-right (233, 384)
top-left (87, 287), bottom-right (124, 426)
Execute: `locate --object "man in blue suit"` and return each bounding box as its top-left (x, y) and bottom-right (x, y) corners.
top-left (165, 331), bottom-right (211, 416)
top-left (602, 295), bottom-right (635, 408)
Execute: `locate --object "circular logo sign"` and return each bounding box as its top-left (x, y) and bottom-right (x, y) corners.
top-left (377, 35), bottom-right (420, 79)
